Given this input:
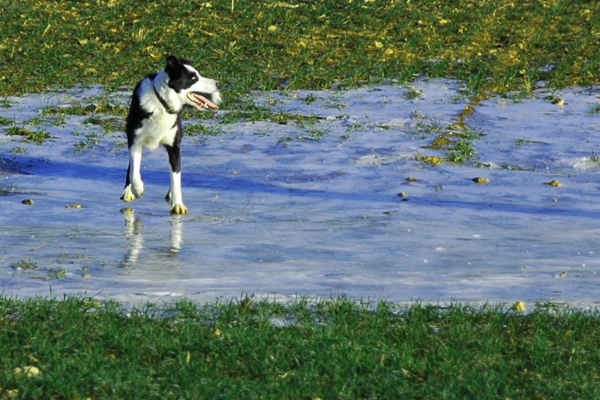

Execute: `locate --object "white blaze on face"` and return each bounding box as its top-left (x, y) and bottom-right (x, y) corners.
top-left (183, 64), bottom-right (221, 111)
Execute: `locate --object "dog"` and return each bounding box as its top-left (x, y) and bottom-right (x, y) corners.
top-left (120, 55), bottom-right (221, 214)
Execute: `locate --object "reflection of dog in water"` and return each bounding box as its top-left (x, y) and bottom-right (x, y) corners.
top-left (120, 55), bottom-right (221, 214)
top-left (120, 208), bottom-right (183, 267)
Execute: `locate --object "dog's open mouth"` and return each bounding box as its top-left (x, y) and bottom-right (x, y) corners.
top-left (187, 92), bottom-right (219, 110)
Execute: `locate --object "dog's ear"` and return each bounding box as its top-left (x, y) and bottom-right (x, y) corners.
top-left (179, 58), bottom-right (193, 65)
top-left (166, 55), bottom-right (180, 71)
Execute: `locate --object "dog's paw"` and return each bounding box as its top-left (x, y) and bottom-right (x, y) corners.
top-left (131, 180), bottom-right (145, 198)
top-left (120, 185), bottom-right (136, 202)
top-left (170, 203), bottom-right (188, 215)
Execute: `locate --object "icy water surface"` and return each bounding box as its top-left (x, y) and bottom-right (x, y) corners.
top-left (1, 80), bottom-right (600, 307)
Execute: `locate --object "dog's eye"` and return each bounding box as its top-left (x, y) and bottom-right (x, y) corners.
top-left (191, 76), bottom-right (198, 81)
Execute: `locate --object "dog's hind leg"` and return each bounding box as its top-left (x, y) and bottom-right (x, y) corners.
top-left (120, 144), bottom-right (145, 202)
top-left (164, 143), bottom-right (188, 215)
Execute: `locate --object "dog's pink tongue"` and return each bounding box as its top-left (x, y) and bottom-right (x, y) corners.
top-left (204, 98), bottom-right (219, 110)
top-left (192, 93), bottom-right (218, 110)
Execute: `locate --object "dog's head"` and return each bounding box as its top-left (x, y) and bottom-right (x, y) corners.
top-left (164, 55), bottom-right (221, 111)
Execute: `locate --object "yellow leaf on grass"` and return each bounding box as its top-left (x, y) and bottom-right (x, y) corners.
top-left (13, 366), bottom-right (42, 377)
top-left (545, 180), bottom-right (562, 187)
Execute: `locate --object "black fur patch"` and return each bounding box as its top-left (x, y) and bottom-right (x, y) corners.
top-left (165, 56), bottom-right (199, 93)
top-left (125, 75), bottom-right (155, 146)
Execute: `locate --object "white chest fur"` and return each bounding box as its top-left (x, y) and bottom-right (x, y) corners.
top-left (135, 112), bottom-right (178, 150)
top-left (136, 78), bottom-right (179, 150)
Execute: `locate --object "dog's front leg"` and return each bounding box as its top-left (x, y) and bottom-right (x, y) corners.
top-left (120, 144), bottom-right (145, 202)
top-left (165, 143), bottom-right (188, 215)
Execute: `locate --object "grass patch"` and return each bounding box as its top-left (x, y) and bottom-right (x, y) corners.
top-left (10, 259), bottom-right (39, 270)
top-left (418, 106), bottom-right (483, 166)
top-left (406, 119), bottom-right (444, 139)
top-left (588, 104), bottom-right (600, 115)
top-left (83, 115), bottom-right (103, 125)
top-left (516, 138), bottom-right (546, 147)
top-left (447, 139), bottom-right (477, 164)
top-left (402, 87), bottom-right (423, 100)
top-left (6, 127), bottom-right (52, 144)
top-left (110, 139), bottom-right (126, 153)
top-left (43, 101), bottom-right (127, 117)
top-left (100, 118), bottom-right (125, 133)
top-left (185, 122), bottom-right (223, 137)
top-left (306, 123), bottom-right (330, 141)
top-left (9, 147), bottom-right (26, 154)
top-left (72, 131), bottom-right (103, 154)
top-left (48, 114), bottom-right (67, 127)
top-left (73, 138), bottom-right (99, 154)
top-left (0, 296), bottom-right (599, 399)
top-left (0, 1), bottom-right (598, 99)
top-left (218, 108), bottom-right (320, 126)
top-left (1, 98), bottom-right (16, 108)
top-left (0, 116), bottom-right (13, 125)
top-left (44, 268), bottom-right (67, 280)
top-left (303, 93), bottom-right (317, 105)
top-left (24, 116), bottom-right (46, 126)
top-left (84, 116), bottom-right (125, 133)
top-left (322, 100), bottom-right (346, 109)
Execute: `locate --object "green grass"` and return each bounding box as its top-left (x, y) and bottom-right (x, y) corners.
top-left (303, 93), bottom-right (317, 105)
top-left (6, 126), bottom-right (52, 145)
top-left (0, 116), bottom-right (14, 126)
top-left (72, 135), bottom-right (100, 154)
top-left (9, 259), bottom-right (39, 271)
top-left (83, 115), bottom-right (125, 133)
top-left (42, 101), bottom-right (127, 117)
top-left (1, 98), bottom-right (16, 108)
top-left (408, 112), bottom-right (482, 166)
top-left (1, 296), bottom-right (599, 399)
top-left (1, 0), bottom-right (599, 100)
top-left (447, 139), bottom-right (477, 164)
top-left (9, 147), bottom-right (27, 154)
top-left (413, 105), bottom-right (485, 166)
top-left (24, 116), bottom-right (46, 126)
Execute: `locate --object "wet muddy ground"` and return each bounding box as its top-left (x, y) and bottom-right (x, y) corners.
top-left (1, 79), bottom-right (600, 308)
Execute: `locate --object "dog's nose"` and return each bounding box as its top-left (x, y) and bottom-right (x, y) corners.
top-left (215, 80), bottom-right (221, 89)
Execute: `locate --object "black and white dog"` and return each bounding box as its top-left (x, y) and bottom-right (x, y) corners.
top-left (120, 55), bottom-right (221, 214)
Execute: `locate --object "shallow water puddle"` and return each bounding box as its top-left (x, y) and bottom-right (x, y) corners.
top-left (1, 80), bottom-right (600, 307)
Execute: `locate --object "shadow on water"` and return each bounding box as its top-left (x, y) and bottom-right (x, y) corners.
top-left (17, 156), bottom-right (600, 219)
